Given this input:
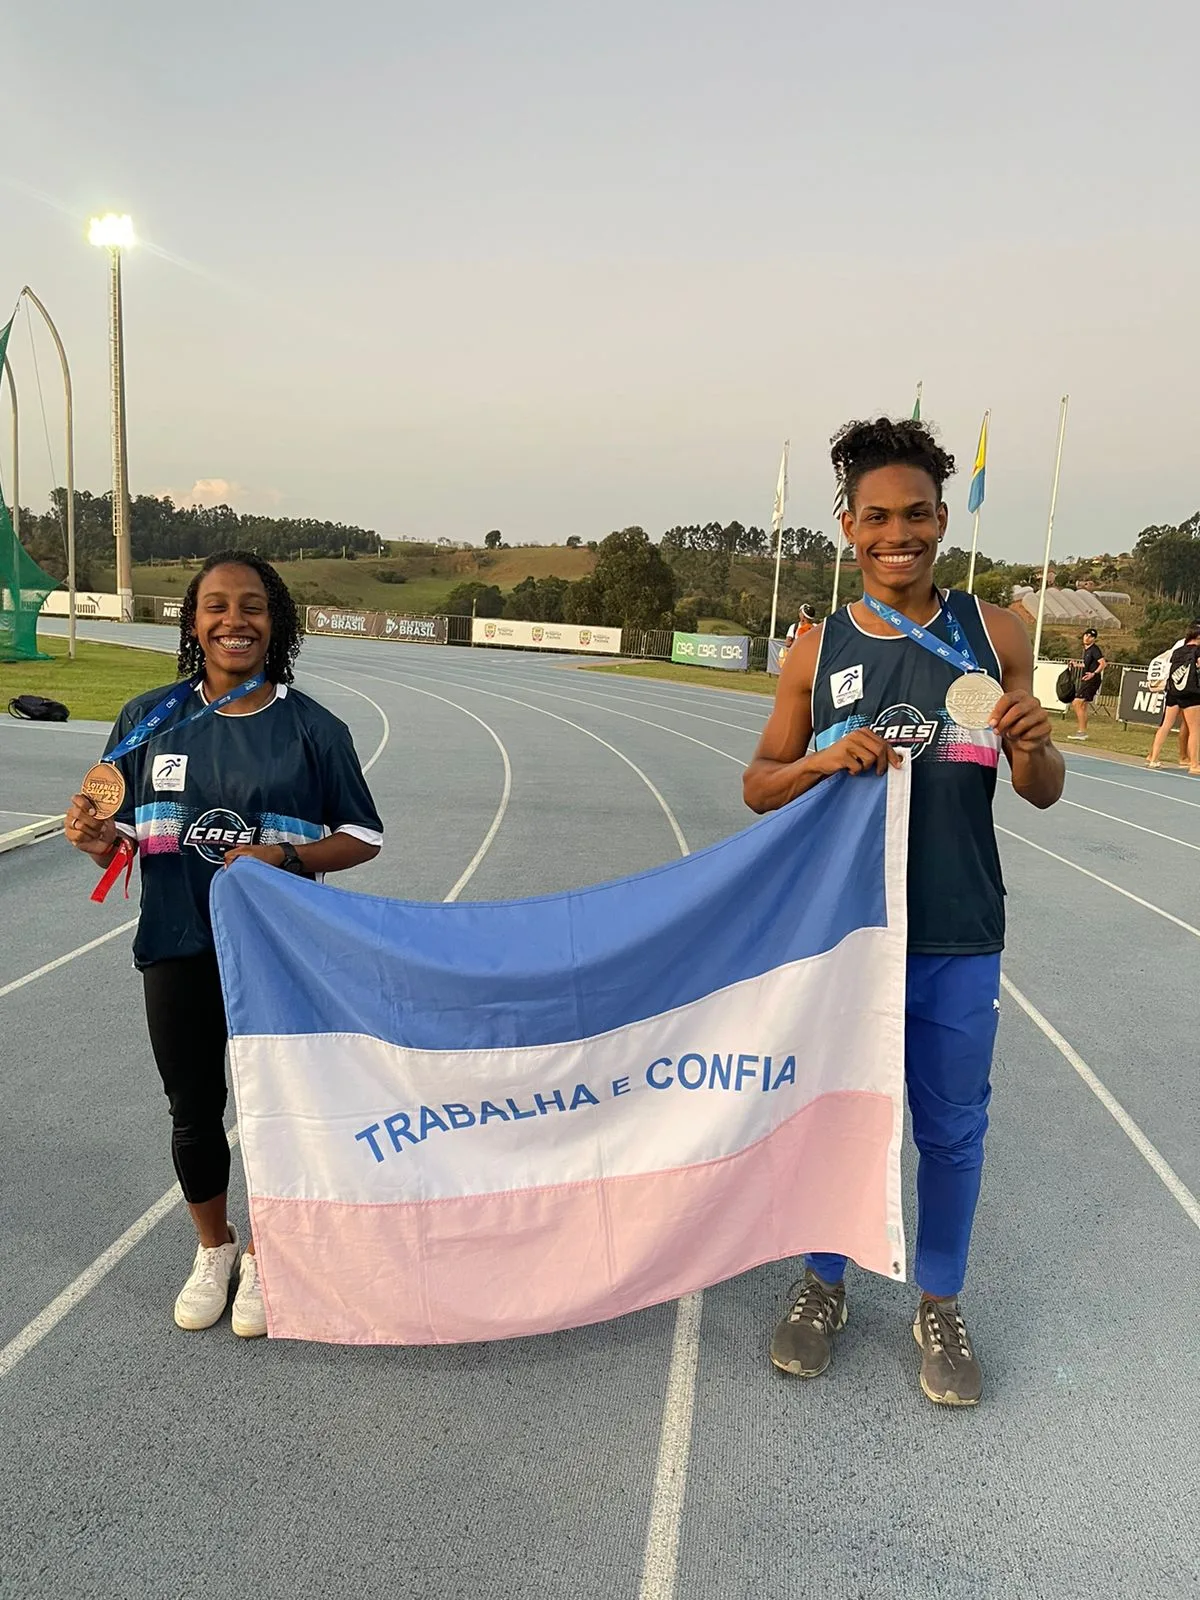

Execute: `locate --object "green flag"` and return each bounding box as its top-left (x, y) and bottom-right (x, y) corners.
top-left (911, 381), bottom-right (922, 421)
top-left (0, 316), bottom-right (58, 662)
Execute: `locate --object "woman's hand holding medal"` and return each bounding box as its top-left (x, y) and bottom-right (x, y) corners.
top-left (65, 793), bottom-right (119, 861)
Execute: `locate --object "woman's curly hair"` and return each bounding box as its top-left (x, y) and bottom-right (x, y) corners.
top-left (831, 417), bottom-right (956, 513)
top-left (177, 550), bottom-right (302, 683)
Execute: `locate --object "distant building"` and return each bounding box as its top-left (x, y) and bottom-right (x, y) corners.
top-left (1010, 586), bottom-right (1121, 629)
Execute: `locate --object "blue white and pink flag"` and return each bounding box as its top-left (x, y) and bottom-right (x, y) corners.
top-left (211, 763), bottom-right (911, 1345)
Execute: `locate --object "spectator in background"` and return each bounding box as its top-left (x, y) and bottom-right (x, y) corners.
top-left (786, 604), bottom-right (817, 647)
top-left (1067, 629), bottom-right (1106, 741)
top-left (1148, 624), bottom-right (1200, 775)
top-left (1146, 624), bottom-right (1196, 769)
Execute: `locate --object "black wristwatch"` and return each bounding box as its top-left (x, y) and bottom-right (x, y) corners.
top-left (278, 842), bottom-right (307, 875)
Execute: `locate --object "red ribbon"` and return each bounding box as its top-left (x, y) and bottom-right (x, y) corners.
top-left (91, 837), bottom-right (136, 904)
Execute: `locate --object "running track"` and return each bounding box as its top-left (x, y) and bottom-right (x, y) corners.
top-left (2, 625), bottom-right (1197, 1600)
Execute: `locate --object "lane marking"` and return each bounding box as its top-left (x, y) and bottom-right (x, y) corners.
top-left (997, 779), bottom-right (1200, 853)
top-left (1001, 976), bottom-right (1199, 1232)
top-left (386, 680), bottom-right (514, 902)
top-left (0, 919), bottom-right (140, 1001)
top-left (996, 826), bottom-right (1200, 940)
top-left (638, 1291), bottom-right (704, 1600)
top-left (381, 662), bottom-right (747, 771)
top-left (0, 1128), bottom-right (237, 1380)
top-left (341, 665), bottom-right (694, 856)
top-left (1065, 768), bottom-right (1200, 812)
top-left (295, 670), bottom-right (390, 774)
top-left (527, 680), bottom-right (766, 736)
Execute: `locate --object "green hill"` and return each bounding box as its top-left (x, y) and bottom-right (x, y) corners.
top-left (95, 545), bottom-right (597, 615)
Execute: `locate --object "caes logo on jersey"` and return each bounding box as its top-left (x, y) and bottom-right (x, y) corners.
top-left (872, 703), bottom-right (939, 759)
top-left (184, 808), bottom-right (258, 864)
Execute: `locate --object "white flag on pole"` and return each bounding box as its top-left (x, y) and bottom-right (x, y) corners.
top-left (773, 441), bottom-right (789, 533)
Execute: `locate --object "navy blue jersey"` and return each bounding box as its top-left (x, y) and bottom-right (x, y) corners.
top-left (809, 591), bottom-right (1005, 955)
top-left (103, 682), bottom-right (383, 968)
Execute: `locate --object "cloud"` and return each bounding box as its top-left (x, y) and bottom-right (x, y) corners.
top-left (156, 480), bottom-right (285, 512)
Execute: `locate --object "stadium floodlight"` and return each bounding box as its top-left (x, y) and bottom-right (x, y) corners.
top-left (87, 213), bottom-right (136, 251)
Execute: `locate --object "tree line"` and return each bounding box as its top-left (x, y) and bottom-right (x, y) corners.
top-left (17, 489), bottom-right (378, 588)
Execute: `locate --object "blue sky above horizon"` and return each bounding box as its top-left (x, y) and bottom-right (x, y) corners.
top-left (6, 0), bottom-right (1197, 561)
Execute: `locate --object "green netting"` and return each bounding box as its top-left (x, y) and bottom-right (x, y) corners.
top-left (1, 312), bottom-right (58, 661)
top-left (0, 492), bottom-right (57, 662)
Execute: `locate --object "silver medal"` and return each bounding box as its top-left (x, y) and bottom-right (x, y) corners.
top-left (945, 671), bottom-right (1004, 730)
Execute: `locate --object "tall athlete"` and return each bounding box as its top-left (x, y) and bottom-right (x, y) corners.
top-left (65, 552), bottom-right (383, 1339)
top-left (743, 418), bottom-right (1064, 1405)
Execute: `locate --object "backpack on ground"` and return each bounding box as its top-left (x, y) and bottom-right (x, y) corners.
top-left (8, 694), bottom-right (69, 722)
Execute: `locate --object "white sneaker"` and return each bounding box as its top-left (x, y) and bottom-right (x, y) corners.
top-left (231, 1249), bottom-right (267, 1339)
top-left (1068, 733), bottom-right (1088, 741)
top-left (174, 1225), bottom-right (240, 1330)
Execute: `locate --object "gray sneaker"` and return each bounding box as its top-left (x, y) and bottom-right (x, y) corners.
top-left (770, 1270), bottom-right (847, 1377)
top-left (913, 1297), bottom-right (982, 1406)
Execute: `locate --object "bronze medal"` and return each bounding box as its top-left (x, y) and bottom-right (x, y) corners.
top-left (80, 762), bottom-right (126, 820)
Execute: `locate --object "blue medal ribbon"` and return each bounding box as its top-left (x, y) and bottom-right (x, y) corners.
top-left (105, 672), bottom-right (267, 762)
top-left (861, 592), bottom-right (979, 674)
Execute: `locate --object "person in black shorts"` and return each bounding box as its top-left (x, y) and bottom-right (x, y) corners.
top-left (64, 551), bottom-right (383, 1339)
top-left (1163, 623), bottom-right (1200, 777)
top-left (1068, 628), bottom-right (1106, 740)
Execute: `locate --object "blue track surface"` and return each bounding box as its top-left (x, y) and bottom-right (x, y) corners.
top-left (2, 624), bottom-right (1196, 1600)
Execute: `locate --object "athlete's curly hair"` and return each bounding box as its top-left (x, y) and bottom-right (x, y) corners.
top-left (831, 417), bottom-right (957, 513)
top-left (177, 550), bottom-right (302, 684)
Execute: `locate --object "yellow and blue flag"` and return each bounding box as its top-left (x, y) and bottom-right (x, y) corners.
top-left (967, 412), bottom-right (988, 514)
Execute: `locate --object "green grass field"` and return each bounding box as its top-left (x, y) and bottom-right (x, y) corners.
top-left (2, 635), bottom-right (174, 722)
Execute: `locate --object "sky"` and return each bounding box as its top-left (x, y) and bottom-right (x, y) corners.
top-left (5, 0), bottom-right (1198, 562)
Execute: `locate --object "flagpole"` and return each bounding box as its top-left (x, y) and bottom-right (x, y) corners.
top-left (830, 533), bottom-right (845, 612)
top-left (966, 512), bottom-right (982, 594)
top-left (767, 439), bottom-right (789, 642)
top-left (1031, 395), bottom-right (1069, 666)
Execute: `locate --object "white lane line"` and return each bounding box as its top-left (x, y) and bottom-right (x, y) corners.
top-left (997, 779), bottom-right (1200, 853)
top-left (638, 1290), bottom-right (704, 1600)
top-left (296, 670), bottom-right (390, 774)
top-left (1001, 977), bottom-right (1200, 1232)
top-left (996, 826), bottom-right (1200, 940)
top-left (387, 681), bottom-right (514, 903)
top-left (0, 919), bottom-right (140, 1001)
top-left (1066, 769), bottom-right (1200, 811)
top-left (537, 680), bottom-right (767, 736)
top-left (384, 663), bottom-right (747, 771)
top-left (342, 665), bottom-right (694, 857)
top-left (0, 1129), bottom-right (239, 1380)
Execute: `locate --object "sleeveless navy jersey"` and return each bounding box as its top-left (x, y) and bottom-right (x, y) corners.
top-left (103, 682), bottom-right (383, 968)
top-left (810, 591), bottom-right (1005, 955)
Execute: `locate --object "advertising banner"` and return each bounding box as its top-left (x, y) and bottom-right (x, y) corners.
top-left (767, 640), bottom-right (788, 677)
top-left (671, 632), bottom-right (750, 671)
top-left (471, 619), bottom-right (623, 655)
top-left (1118, 667), bottom-right (1168, 728)
top-left (305, 607), bottom-right (447, 644)
top-left (41, 591), bottom-right (123, 620)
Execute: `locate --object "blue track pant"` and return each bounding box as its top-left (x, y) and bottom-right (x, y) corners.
top-left (807, 952), bottom-right (1001, 1299)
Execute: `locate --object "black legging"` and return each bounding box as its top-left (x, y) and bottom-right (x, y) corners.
top-left (142, 953), bottom-right (231, 1204)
